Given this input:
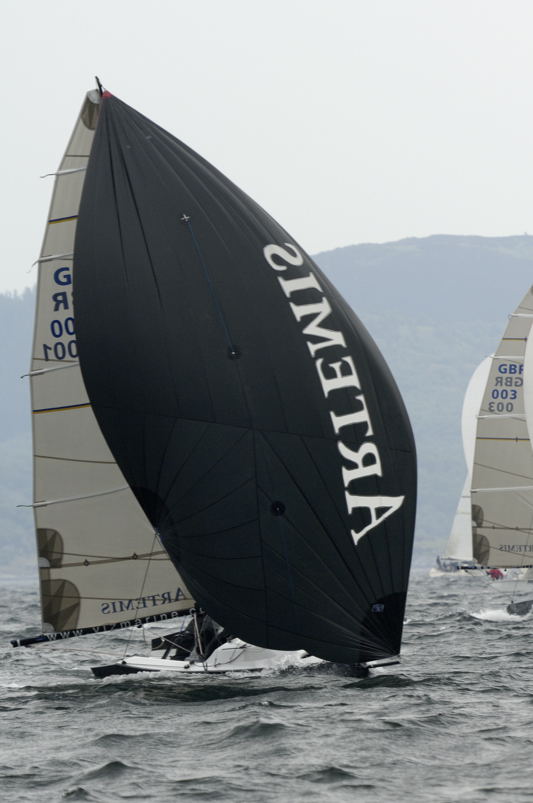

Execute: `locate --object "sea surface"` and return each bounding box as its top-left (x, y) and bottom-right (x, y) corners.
top-left (1, 570), bottom-right (533, 803)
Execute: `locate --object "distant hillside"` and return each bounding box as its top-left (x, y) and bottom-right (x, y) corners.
top-left (316, 234), bottom-right (533, 324)
top-left (1, 235), bottom-right (533, 577)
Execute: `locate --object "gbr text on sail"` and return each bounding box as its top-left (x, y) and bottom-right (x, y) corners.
top-left (263, 243), bottom-right (404, 546)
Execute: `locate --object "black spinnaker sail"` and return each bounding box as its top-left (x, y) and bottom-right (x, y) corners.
top-left (74, 92), bottom-right (416, 666)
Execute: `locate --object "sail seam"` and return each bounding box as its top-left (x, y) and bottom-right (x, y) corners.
top-left (48, 215), bottom-right (78, 224)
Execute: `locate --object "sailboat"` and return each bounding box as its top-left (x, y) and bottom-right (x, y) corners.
top-left (12, 83), bottom-right (417, 675)
top-left (432, 357), bottom-right (491, 575)
top-left (469, 286), bottom-right (533, 603)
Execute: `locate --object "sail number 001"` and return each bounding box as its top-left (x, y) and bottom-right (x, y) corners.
top-left (42, 316), bottom-right (77, 361)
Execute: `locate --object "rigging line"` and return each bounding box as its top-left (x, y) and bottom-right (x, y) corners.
top-left (122, 530), bottom-right (160, 660)
top-left (38, 546), bottom-right (169, 560)
top-left (475, 522), bottom-right (533, 533)
top-left (181, 215), bottom-right (236, 354)
top-left (40, 554), bottom-right (170, 571)
top-left (192, 610), bottom-right (204, 661)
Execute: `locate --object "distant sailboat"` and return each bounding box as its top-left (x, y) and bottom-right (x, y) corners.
top-left (465, 286), bottom-right (533, 609)
top-left (12, 84), bottom-right (417, 674)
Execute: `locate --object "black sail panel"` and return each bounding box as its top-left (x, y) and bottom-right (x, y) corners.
top-left (74, 94), bottom-right (416, 665)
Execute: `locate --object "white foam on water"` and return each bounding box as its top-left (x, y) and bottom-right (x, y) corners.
top-left (469, 607), bottom-right (527, 622)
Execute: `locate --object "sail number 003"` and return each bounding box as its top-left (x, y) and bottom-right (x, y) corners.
top-left (488, 387), bottom-right (517, 413)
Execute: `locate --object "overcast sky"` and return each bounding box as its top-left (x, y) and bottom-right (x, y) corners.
top-left (2, 0), bottom-right (532, 293)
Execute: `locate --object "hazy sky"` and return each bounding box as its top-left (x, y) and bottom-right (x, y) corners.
top-left (2, 0), bottom-right (533, 293)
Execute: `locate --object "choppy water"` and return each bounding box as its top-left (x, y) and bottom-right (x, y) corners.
top-left (2, 570), bottom-right (533, 802)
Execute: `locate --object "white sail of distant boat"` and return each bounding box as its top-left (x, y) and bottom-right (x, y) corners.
top-left (470, 286), bottom-right (533, 570)
top-left (22, 89), bottom-right (194, 641)
top-left (440, 357), bottom-right (492, 569)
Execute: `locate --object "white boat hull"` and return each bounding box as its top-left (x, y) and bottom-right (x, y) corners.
top-left (92, 638), bottom-right (323, 677)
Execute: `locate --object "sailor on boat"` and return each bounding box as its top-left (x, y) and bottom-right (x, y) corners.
top-left (153, 610), bottom-right (229, 662)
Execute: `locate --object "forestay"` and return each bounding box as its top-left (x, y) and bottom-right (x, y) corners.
top-left (74, 93), bottom-right (417, 665)
top-left (471, 287), bottom-right (533, 568)
top-left (24, 90), bottom-right (192, 644)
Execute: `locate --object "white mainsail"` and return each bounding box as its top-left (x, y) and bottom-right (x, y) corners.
top-left (445, 357), bottom-right (491, 562)
top-left (29, 90), bottom-right (193, 638)
top-left (470, 287), bottom-right (533, 568)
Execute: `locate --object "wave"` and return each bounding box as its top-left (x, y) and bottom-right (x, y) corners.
top-left (469, 607), bottom-right (530, 622)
